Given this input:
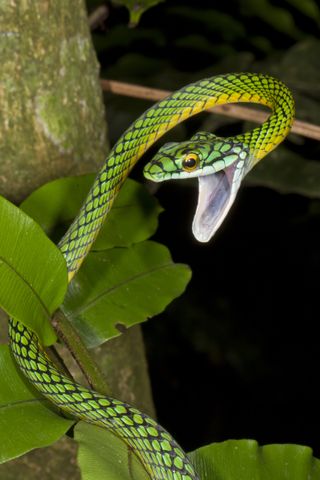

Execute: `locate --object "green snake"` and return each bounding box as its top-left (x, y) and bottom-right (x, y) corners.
top-left (8, 73), bottom-right (294, 479)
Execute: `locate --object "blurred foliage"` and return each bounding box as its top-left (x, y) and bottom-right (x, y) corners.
top-left (86, 0), bottom-right (320, 457)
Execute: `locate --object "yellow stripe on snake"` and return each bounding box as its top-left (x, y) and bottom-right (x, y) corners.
top-left (9, 73), bottom-right (294, 479)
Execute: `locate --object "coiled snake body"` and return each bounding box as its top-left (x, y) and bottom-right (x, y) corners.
top-left (9, 73), bottom-right (294, 479)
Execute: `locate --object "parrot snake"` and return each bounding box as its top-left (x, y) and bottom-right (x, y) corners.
top-left (8, 73), bottom-right (294, 479)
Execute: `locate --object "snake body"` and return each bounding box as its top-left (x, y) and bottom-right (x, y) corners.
top-left (9, 73), bottom-right (294, 479)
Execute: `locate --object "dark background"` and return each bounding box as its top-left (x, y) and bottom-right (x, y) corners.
top-left (87, 0), bottom-right (320, 455)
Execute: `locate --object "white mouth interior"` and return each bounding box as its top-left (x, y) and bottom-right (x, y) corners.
top-left (192, 163), bottom-right (244, 242)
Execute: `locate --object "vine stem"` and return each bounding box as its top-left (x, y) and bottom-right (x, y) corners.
top-left (52, 310), bottom-right (111, 396)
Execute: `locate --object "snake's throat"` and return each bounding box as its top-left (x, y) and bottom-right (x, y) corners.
top-left (192, 163), bottom-right (244, 242)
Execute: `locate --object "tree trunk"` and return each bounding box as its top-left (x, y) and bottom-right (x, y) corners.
top-left (0, 1), bottom-right (155, 477)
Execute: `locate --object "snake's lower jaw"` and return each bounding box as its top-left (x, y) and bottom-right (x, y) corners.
top-left (192, 162), bottom-right (244, 242)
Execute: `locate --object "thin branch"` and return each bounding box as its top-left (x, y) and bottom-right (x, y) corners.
top-left (100, 79), bottom-right (320, 141)
top-left (89, 5), bottom-right (109, 30)
top-left (52, 310), bottom-right (111, 396)
top-left (47, 344), bottom-right (75, 379)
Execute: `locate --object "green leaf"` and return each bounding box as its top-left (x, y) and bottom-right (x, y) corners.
top-left (0, 345), bottom-right (74, 463)
top-left (94, 180), bottom-right (162, 250)
top-left (0, 196), bottom-right (68, 345)
top-left (189, 439), bottom-right (320, 479)
top-left (20, 175), bottom-right (95, 240)
top-left (111, 0), bottom-right (164, 26)
top-left (245, 147), bottom-right (320, 198)
top-left (21, 175), bottom-right (162, 249)
top-left (62, 241), bottom-right (191, 347)
top-left (75, 422), bottom-right (150, 480)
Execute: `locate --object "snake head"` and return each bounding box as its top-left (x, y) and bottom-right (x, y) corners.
top-left (144, 132), bottom-right (251, 242)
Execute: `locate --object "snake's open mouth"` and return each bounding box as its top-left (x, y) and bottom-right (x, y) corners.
top-left (192, 162), bottom-right (244, 242)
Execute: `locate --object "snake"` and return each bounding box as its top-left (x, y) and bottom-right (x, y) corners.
top-left (8, 73), bottom-right (294, 479)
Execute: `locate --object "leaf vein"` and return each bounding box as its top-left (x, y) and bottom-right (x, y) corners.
top-left (68, 261), bottom-right (177, 317)
top-left (0, 255), bottom-right (51, 320)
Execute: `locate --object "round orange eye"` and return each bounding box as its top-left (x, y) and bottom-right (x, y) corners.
top-left (182, 153), bottom-right (199, 172)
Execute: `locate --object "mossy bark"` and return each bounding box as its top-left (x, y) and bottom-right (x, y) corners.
top-left (0, 1), bottom-right (154, 478)
top-left (0, 1), bottom-right (107, 202)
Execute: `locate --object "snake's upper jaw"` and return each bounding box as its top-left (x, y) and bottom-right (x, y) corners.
top-left (192, 161), bottom-right (244, 242)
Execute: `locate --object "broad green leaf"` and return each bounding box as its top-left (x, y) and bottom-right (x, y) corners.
top-left (20, 175), bottom-right (95, 241)
top-left (245, 147), bottom-right (320, 198)
top-left (189, 439), bottom-right (320, 479)
top-left (0, 196), bottom-right (68, 345)
top-left (0, 345), bottom-right (74, 463)
top-left (94, 180), bottom-right (162, 250)
top-left (21, 175), bottom-right (162, 250)
top-left (75, 422), bottom-right (150, 480)
top-left (62, 241), bottom-right (191, 347)
top-left (111, 0), bottom-right (164, 26)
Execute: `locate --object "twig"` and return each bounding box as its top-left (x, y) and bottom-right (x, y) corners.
top-left (52, 310), bottom-right (111, 396)
top-left (100, 79), bottom-right (320, 141)
top-left (47, 344), bottom-right (75, 380)
top-left (89, 5), bottom-right (109, 30)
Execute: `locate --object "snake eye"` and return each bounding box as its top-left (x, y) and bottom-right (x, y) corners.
top-left (182, 153), bottom-right (200, 172)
